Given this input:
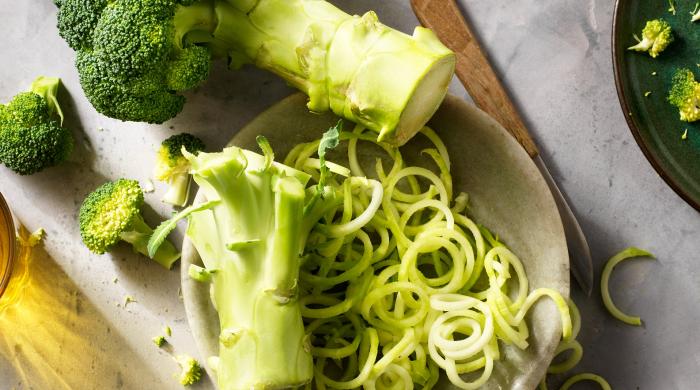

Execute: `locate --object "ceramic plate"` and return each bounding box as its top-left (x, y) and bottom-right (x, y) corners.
top-left (613, 0), bottom-right (700, 211)
top-left (181, 93), bottom-right (569, 389)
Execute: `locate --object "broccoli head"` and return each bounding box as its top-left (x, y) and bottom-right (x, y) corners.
top-left (175, 355), bottom-right (203, 386)
top-left (56, 0), bottom-right (213, 123)
top-left (79, 178), bottom-right (180, 268)
top-left (154, 132), bottom-right (205, 206)
top-left (628, 19), bottom-right (673, 58)
top-left (0, 76), bottom-right (73, 175)
top-left (668, 68), bottom-right (700, 122)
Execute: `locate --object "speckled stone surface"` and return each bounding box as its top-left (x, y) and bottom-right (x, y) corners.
top-left (0, 0), bottom-right (698, 389)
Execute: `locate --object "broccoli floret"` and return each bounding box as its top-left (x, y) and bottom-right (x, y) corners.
top-left (54, 0), bottom-right (455, 145)
top-left (57, 0), bottom-right (213, 123)
top-left (0, 76), bottom-right (73, 175)
top-left (78, 179), bottom-right (180, 268)
top-left (668, 68), bottom-right (700, 122)
top-left (175, 355), bottom-right (203, 386)
top-left (628, 19), bottom-right (673, 58)
top-left (154, 133), bottom-right (205, 207)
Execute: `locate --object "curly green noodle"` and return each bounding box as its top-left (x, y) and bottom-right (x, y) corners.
top-left (295, 125), bottom-right (572, 389)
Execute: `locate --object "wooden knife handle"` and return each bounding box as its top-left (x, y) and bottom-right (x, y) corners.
top-left (411, 0), bottom-right (539, 158)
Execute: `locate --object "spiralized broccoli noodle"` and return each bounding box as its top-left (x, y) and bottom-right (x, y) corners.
top-left (601, 247), bottom-right (655, 326)
top-left (286, 124), bottom-right (573, 389)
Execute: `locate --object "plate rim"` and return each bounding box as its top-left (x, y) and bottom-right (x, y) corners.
top-left (611, 0), bottom-right (700, 212)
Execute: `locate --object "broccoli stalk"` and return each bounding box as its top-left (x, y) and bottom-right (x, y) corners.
top-left (183, 132), bottom-right (341, 389)
top-left (668, 68), bottom-right (700, 122)
top-left (154, 133), bottom-right (206, 207)
top-left (55, 0), bottom-right (455, 145)
top-left (628, 19), bottom-right (673, 58)
top-left (79, 179), bottom-right (180, 269)
top-left (0, 76), bottom-right (73, 175)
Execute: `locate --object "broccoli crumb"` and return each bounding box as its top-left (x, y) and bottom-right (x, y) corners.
top-left (652, 71), bottom-right (657, 76)
top-left (18, 227), bottom-right (45, 247)
top-left (113, 277), bottom-right (118, 284)
top-left (175, 355), bottom-right (203, 386)
top-left (153, 335), bottom-right (167, 347)
top-left (165, 326), bottom-right (172, 337)
top-left (682, 129), bottom-right (689, 140)
top-left (669, 0), bottom-right (677, 15)
top-left (644, 91), bottom-right (651, 97)
top-left (124, 295), bottom-right (136, 307)
top-left (142, 179), bottom-right (155, 193)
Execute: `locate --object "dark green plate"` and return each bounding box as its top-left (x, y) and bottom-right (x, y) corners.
top-left (613, 0), bottom-right (700, 211)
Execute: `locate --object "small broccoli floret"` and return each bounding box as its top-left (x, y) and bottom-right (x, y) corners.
top-left (0, 76), bottom-right (73, 175)
top-left (78, 179), bottom-right (180, 268)
top-left (154, 133), bottom-right (205, 207)
top-left (628, 19), bottom-right (673, 58)
top-left (175, 355), bottom-right (203, 386)
top-left (668, 68), bottom-right (700, 122)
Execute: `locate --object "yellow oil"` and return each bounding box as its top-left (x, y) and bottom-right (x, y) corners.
top-left (0, 225), bottom-right (32, 312)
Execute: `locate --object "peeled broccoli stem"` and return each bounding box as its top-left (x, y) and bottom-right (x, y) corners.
top-left (175, 0), bottom-right (454, 145)
top-left (186, 147), bottom-right (324, 389)
top-left (120, 214), bottom-right (180, 269)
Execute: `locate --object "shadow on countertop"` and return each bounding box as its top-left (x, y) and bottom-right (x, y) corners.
top-left (0, 226), bottom-right (213, 389)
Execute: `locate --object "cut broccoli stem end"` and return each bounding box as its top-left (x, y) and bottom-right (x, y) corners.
top-left (162, 172), bottom-right (192, 207)
top-left (210, 0), bottom-right (454, 146)
top-left (120, 214), bottom-right (180, 269)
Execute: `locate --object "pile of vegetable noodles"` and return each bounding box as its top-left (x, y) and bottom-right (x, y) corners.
top-left (280, 124), bottom-right (572, 389)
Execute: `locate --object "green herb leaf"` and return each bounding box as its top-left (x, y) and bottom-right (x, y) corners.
top-left (147, 200), bottom-right (219, 257)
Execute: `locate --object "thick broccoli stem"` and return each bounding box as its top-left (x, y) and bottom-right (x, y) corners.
top-left (187, 148), bottom-right (313, 389)
top-left (120, 214), bottom-right (181, 269)
top-left (176, 0), bottom-right (454, 145)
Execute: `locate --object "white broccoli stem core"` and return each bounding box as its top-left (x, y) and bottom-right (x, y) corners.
top-left (209, 0), bottom-right (455, 145)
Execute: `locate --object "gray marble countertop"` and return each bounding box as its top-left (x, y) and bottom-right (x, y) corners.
top-left (1, 0), bottom-right (698, 389)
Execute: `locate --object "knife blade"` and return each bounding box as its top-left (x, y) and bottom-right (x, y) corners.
top-left (411, 0), bottom-right (594, 295)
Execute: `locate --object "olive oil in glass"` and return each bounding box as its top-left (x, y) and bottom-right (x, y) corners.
top-left (0, 192), bottom-right (31, 312)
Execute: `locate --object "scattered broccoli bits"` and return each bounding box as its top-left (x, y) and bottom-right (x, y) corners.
top-left (154, 133), bottom-right (205, 207)
top-left (175, 355), bottom-right (203, 386)
top-left (628, 19), bottom-right (673, 58)
top-left (0, 76), bottom-right (73, 175)
top-left (153, 335), bottom-right (167, 347)
top-left (668, 68), bottom-right (700, 122)
top-left (78, 179), bottom-right (180, 268)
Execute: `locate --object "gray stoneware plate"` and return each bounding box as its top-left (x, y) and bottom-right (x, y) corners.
top-left (181, 93), bottom-right (569, 389)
